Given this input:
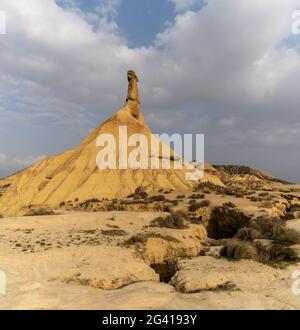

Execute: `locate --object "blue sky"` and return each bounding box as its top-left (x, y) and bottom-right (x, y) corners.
top-left (56, 0), bottom-right (205, 47)
top-left (76, 0), bottom-right (176, 47)
top-left (1, 0), bottom-right (300, 181)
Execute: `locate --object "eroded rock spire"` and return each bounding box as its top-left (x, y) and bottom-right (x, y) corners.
top-left (125, 70), bottom-right (143, 122)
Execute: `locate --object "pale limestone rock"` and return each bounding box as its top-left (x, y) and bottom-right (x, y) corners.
top-left (138, 225), bottom-right (207, 265)
top-left (171, 256), bottom-right (280, 293)
top-left (287, 219), bottom-right (300, 234)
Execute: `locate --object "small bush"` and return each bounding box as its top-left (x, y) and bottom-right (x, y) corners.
top-left (189, 200), bottom-right (210, 212)
top-left (176, 195), bottom-right (185, 199)
top-left (289, 204), bottom-right (300, 212)
top-left (285, 213), bottom-right (295, 220)
top-left (150, 210), bottom-right (188, 229)
top-left (101, 229), bottom-right (127, 236)
top-left (223, 202), bottom-right (236, 208)
top-left (221, 239), bottom-right (257, 260)
top-left (221, 238), bottom-right (300, 265)
top-left (139, 191), bottom-right (149, 199)
top-left (256, 242), bottom-right (299, 263)
top-left (268, 244), bottom-right (298, 262)
top-left (85, 198), bottom-right (100, 203)
top-left (259, 192), bottom-right (269, 197)
top-left (124, 233), bottom-right (180, 246)
top-left (251, 217), bottom-right (300, 244)
top-left (135, 186), bottom-right (144, 195)
top-left (197, 182), bottom-right (237, 196)
top-left (147, 195), bottom-right (166, 203)
top-left (272, 227), bottom-right (300, 245)
top-left (0, 213), bottom-right (3, 219)
top-left (190, 193), bottom-right (205, 199)
top-left (235, 227), bottom-right (261, 240)
top-left (24, 209), bottom-right (55, 216)
top-left (134, 186), bottom-right (149, 199)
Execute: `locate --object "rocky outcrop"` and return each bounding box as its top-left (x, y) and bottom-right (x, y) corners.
top-left (0, 71), bottom-right (222, 217)
top-left (213, 164), bottom-right (291, 190)
top-left (134, 225), bottom-right (208, 265)
top-left (171, 256), bottom-right (286, 294)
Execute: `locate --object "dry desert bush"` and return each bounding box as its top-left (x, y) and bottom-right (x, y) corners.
top-left (150, 210), bottom-right (189, 229)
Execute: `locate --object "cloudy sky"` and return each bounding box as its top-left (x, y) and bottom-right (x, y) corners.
top-left (0, 0), bottom-right (300, 181)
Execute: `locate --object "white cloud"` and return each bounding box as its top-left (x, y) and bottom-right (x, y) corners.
top-left (1, 0), bottom-right (300, 179)
top-left (169, 0), bottom-right (204, 12)
top-left (0, 153), bottom-right (45, 177)
top-left (219, 117), bottom-right (236, 127)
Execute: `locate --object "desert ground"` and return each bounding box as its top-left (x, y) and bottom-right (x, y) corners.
top-left (1, 72), bottom-right (300, 310)
top-left (1, 181), bottom-right (300, 310)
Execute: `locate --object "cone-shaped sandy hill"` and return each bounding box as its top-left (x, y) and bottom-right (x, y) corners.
top-left (0, 71), bottom-right (222, 217)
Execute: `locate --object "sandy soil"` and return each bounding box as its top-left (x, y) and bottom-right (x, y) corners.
top-left (1, 211), bottom-right (300, 310)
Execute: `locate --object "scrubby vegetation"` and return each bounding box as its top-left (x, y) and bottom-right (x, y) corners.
top-left (222, 202), bottom-right (236, 208)
top-left (176, 195), bottom-right (185, 199)
top-left (221, 239), bottom-right (299, 264)
top-left (188, 200), bottom-right (210, 212)
top-left (150, 211), bottom-right (189, 229)
top-left (147, 195), bottom-right (167, 202)
top-left (189, 193), bottom-right (205, 199)
top-left (207, 206), bottom-right (251, 239)
top-left (249, 216), bottom-right (300, 244)
top-left (221, 216), bottom-right (300, 265)
top-left (24, 208), bottom-right (56, 216)
top-left (235, 227), bottom-right (261, 240)
top-left (101, 229), bottom-right (127, 236)
top-left (221, 239), bottom-right (257, 260)
top-left (123, 233), bottom-right (180, 246)
top-left (133, 186), bottom-right (149, 199)
top-left (196, 182), bottom-right (238, 196)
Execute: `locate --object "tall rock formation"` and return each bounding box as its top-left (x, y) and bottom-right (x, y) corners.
top-left (0, 71), bottom-right (222, 216)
